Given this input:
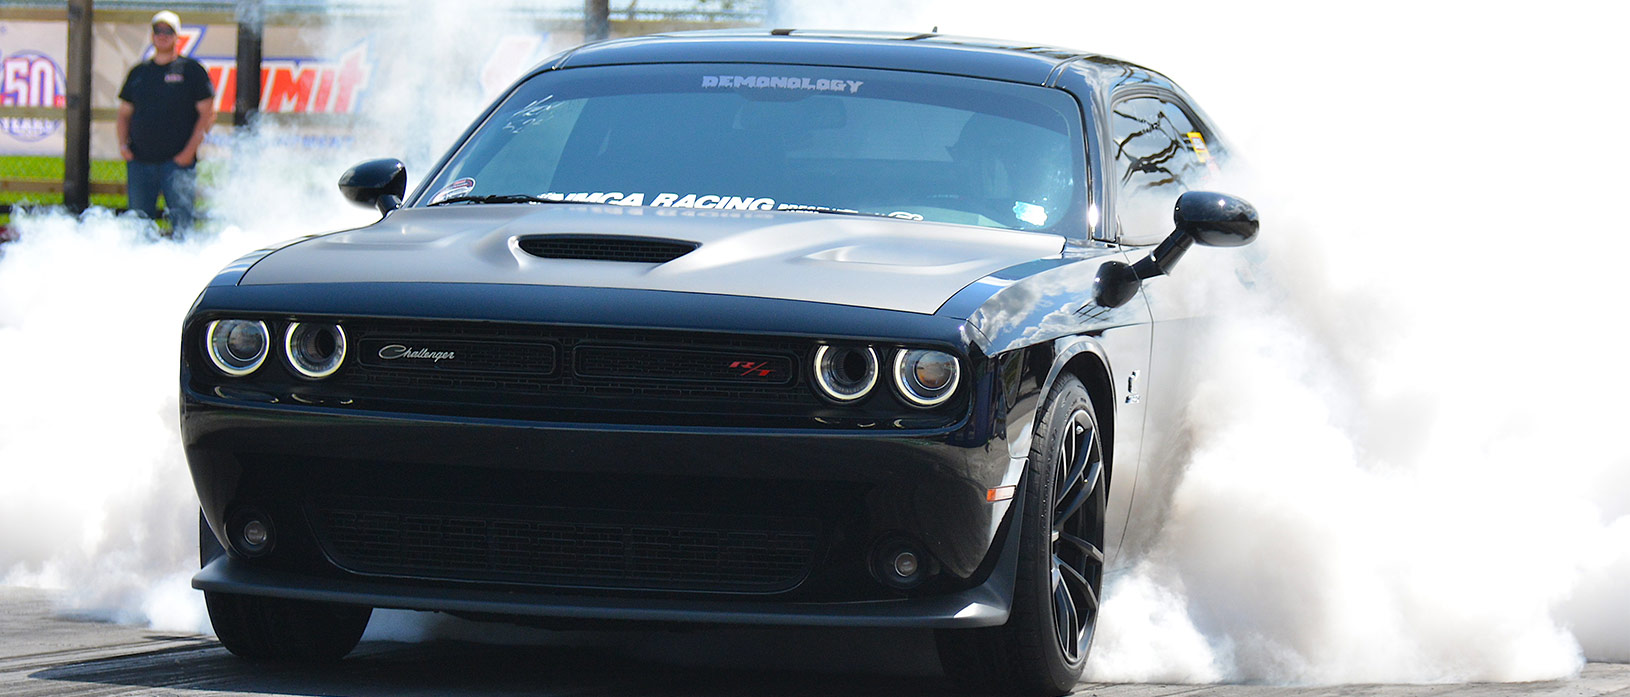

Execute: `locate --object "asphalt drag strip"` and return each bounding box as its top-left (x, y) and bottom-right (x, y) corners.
top-left (2, 587), bottom-right (1627, 697)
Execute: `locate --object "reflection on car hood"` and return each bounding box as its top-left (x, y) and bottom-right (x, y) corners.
top-left (241, 205), bottom-right (1066, 315)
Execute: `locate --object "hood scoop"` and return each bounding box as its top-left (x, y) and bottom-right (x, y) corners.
top-left (517, 234), bottom-right (700, 263)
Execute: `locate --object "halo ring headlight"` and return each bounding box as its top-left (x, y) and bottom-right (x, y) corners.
top-left (284, 322), bottom-right (347, 379)
top-left (813, 345), bottom-right (878, 403)
top-left (892, 348), bottom-right (961, 407)
top-left (205, 319), bottom-right (269, 377)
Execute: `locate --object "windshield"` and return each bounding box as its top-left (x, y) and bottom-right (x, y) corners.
top-left (418, 63), bottom-right (1088, 235)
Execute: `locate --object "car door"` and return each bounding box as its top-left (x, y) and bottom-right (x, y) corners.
top-left (1034, 75), bottom-right (1157, 570)
top-left (1106, 88), bottom-right (1238, 558)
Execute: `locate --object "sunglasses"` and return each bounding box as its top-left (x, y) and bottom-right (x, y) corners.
top-left (152, 24), bottom-right (176, 35)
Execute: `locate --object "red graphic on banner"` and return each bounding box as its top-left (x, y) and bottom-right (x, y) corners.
top-left (202, 44), bottom-right (372, 114)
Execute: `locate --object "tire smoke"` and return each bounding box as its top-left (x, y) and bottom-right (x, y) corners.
top-left (2, 1), bottom-right (1625, 686)
top-left (770, 0), bottom-right (1630, 683)
top-left (0, 0), bottom-right (542, 636)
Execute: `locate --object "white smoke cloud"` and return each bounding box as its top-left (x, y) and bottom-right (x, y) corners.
top-left (0, 0), bottom-right (544, 634)
top-left (0, 209), bottom-right (285, 634)
top-left (769, 0), bottom-right (1630, 683)
top-left (2, 0), bottom-right (1626, 687)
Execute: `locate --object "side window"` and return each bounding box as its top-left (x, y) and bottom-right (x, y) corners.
top-left (1110, 95), bottom-right (1216, 245)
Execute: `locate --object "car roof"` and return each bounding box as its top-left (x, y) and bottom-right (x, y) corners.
top-left (552, 29), bottom-right (1155, 86)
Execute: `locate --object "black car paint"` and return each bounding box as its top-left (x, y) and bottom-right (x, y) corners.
top-left (184, 30), bottom-right (1236, 629)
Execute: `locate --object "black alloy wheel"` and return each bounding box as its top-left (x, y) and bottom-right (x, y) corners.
top-left (936, 373), bottom-right (1106, 696)
top-left (1050, 401), bottom-right (1105, 664)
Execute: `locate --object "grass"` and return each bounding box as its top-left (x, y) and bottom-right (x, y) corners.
top-left (1, 155), bottom-right (158, 230)
top-left (2, 155), bottom-right (129, 215)
top-left (2, 155), bottom-right (230, 233)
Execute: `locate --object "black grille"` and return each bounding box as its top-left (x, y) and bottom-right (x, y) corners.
top-left (329, 321), bottom-right (816, 408)
top-left (202, 319), bottom-right (965, 429)
top-left (310, 498), bottom-right (819, 593)
top-left (517, 235), bottom-right (699, 263)
top-left (356, 338), bottom-right (557, 376)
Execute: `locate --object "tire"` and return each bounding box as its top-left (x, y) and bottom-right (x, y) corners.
top-left (936, 373), bottom-right (1107, 696)
top-left (199, 512), bottom-right (372, 662)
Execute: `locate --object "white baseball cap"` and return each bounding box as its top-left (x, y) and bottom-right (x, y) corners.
top-left (151, 10), bottom-right (181, 32)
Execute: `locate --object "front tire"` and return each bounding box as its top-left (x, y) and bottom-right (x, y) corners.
top-left (937, 373), bottom-right (1107, 695)
top-left (199, 512), bottom-right (371, 661)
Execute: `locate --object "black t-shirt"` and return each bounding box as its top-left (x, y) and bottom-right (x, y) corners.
top-left (118, 56), bottom-right (213, 163)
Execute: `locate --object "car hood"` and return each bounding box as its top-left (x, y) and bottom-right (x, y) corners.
top-left (240, 204), bottom-right (1066, 315)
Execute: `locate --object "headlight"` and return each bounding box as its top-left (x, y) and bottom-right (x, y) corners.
top-left (205, 319), bottom-right (269, 376)
top-left (891, 348), bottom-right (960, 407)
top-left (284, 322), bottom-right (347, 378)
top-left (812, 345), bottom-right (878, 402)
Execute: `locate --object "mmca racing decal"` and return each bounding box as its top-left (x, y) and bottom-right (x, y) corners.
top-left (542, 192), bottom-right (775, 209)
top-left (536, 192), bottom-right (922, 219)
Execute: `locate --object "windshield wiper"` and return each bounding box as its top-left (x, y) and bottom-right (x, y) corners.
top-left (428, 194), bottom-right (579, 207)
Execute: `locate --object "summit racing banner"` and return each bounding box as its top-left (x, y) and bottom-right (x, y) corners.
top-left (199, 44), bottom-right (373, 116)
top-left (0, 19), bottom-right (553, 158)
top-left (123, 23), bottom-right (375, 118)
top-left (0, 18), bottom-right (379, 157)
top-left (1, 18), bottom-right (388, 158)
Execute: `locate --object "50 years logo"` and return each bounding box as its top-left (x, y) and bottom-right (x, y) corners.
top-left (0, 50), bottom-right (66, 142)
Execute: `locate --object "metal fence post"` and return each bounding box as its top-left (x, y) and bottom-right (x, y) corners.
top-left (585, 0), bottom-right (609, 42)
top-left (235, 0), bottom-right (263, 127)
top-left (63, 0), bottom-right (94, 213)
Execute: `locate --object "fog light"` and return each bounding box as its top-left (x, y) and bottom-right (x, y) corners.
top-left (872, 536), bottom-right (934, 590)
top-left (227, 509), bottom-right (275, 558)
top-left (893, 551), bottom-right (919, 577)
top-left (242, 520), bottom-right (269, 548)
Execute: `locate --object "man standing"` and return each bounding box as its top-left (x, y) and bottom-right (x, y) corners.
top-left (116, 10), bottom-right (214, 236)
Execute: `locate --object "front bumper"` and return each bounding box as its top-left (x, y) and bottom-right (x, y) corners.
top-left (184, 397), bottom-right (1027, 627)
top-left (195, 493), bottom-right (1021, 629)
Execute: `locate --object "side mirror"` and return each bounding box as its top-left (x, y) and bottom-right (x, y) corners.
top-left (1092, 260), bottom-right (1141, 309)
top-left (338, 158), bottom-right (407, 216)
top-left (1131, 191), bottom-right (1258, 280)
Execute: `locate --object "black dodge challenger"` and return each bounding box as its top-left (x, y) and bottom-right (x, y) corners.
top-left (183, 29), bottom-right (1257, 695)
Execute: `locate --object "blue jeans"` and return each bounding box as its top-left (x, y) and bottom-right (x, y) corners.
top-left (126, 160), bottom-right (197, 235)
